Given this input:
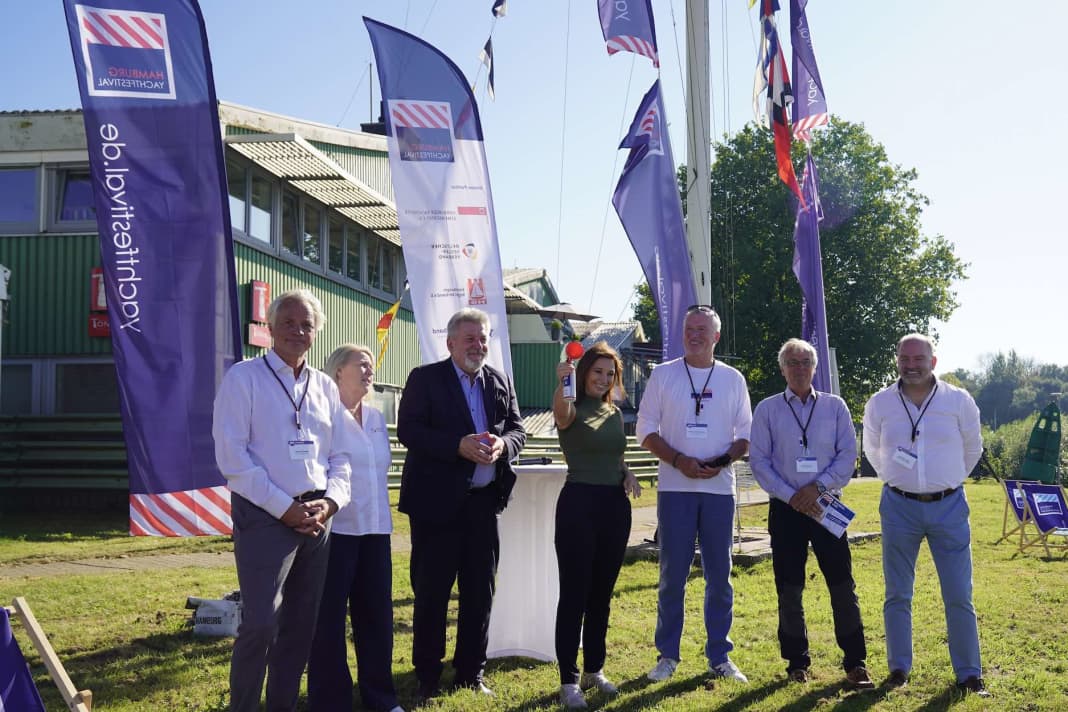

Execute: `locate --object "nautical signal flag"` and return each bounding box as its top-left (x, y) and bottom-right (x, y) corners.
top-left (753, 0), bottom-right (804, 206)
top-left (0, 608), bottom-right (46, 712)
top-left (790, 0), bottom-right (829, 141)
top-left (492, 0), bottom-right (507, 17)
top-left (598, 0), bottom-right (659, 68)
top-left (479, 37), bottom-right (495, 100)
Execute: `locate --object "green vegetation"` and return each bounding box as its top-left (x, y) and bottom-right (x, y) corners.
top-left (2, 479), bottom-right (1066, 710)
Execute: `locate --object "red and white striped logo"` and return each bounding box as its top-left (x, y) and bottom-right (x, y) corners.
top-left (390, 100), bottom-right (452, 130)
top-left (75, 4), bottom-right (176, 100)
top-left (130, 485), bottom-right (232, 537)
top-left (606, 35), bottom-right (659, 68)
top-left (79, 6), bottom-right (166, 50)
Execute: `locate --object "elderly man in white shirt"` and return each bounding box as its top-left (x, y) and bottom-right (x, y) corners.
top-left (862, 333), bottom-right (989, 698)
top-left (213, 289), bottom-right (351, 712)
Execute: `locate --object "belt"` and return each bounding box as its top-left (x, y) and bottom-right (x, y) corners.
top-left (294, 489), bottom-right (326, 503)
top-left (887, 485), bottom-right (959, 503)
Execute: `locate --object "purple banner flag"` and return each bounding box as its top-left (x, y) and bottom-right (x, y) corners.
top-left (613, 80), bottom-right (697, 361)
top-left (791, 153), bottom-right (831, 392)
top-left (63, 0), bottom-right (241, 536)
top-left (0, 608), bottom-right (46, 712)
top-left (598, 0), bottom-right (659, 67)
top-left (790, 0), bottom-right (829, 141)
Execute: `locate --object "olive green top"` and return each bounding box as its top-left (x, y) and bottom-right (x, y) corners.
top-left (557, 397), bottom-right (626, 486)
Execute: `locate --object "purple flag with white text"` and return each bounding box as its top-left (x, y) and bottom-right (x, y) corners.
top-left (613, 81), bottom-right (696, 361)
top-left (790, 0), bottom-right (828, 141)
top-left (0, 608), bottom-right (46, 712)
top-left (598, 0), bottom-right (659, 67)
top-left (791, 153), bottom-right (831, 392)
top-left (63, 0), bottom-right (241, 536)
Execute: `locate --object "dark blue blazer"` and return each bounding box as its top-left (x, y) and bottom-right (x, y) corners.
top-left (397, 358), bottom-right (526, 522)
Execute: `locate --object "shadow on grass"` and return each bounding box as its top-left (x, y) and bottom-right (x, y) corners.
top-left (37, 629), bottom-right (232, 711)
top-left (0, 511), bottom-right (128, 541)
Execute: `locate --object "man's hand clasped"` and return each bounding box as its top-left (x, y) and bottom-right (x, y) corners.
top-left (459, 431), bottom-right (504, 465)
top-left (280, 498), bottom-right (336, 537)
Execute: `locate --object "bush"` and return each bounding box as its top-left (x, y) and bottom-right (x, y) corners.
top-left (982, 414), bottom-right (1036, 478)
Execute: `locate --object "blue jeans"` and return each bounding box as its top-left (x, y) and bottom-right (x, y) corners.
top-left (655, 491), bottom-right (735, 665)
top-left (880, 486), bottom-right (982, 681)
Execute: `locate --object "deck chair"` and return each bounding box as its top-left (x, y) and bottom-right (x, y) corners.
top-left (997, 479), bottom-right (1029, 545)
top-left (1018, 482), bottom-right (1068, 557)
top-left (2, 598), bottom-right (92, 711)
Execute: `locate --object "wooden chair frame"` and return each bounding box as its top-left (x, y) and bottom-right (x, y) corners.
top-left (4, 597), bottom-right (92, 711)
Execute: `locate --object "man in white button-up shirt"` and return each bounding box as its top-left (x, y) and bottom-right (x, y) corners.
top-left (862, 333), bottom-right (989, 698)
top-left (213, 289), bottom-right (351, 712)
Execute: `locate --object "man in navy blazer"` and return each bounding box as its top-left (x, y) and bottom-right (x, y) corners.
top-left (397, 307), bottom-right (526, 700)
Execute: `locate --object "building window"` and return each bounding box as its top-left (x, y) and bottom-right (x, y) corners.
top-left (248, 174), bottom-right (272, 244)
top-left (54, 168), bottom-right (95, 223)
top-left (367, 238), bottom-right (396, 294)
top-left (302, 203), bottom-right (322, 266)
top-left (55, 363), bottom-right (120, 414)
top-left (281, 191), bottom-right (299, 256)
top-left (328, 216), bottom-right (344, 275)
top-left (227, 160), bottom-right (247, 233)
top-left (0, 167), bottom-right (38, 230)
top-left (345, 226), bottom-right (362, 282)
top-left (0, 364), bottom-right (35, 415)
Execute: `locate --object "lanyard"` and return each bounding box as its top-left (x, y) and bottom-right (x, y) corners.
top-left (897, 381), bottom-right (938, 444)
top-left (783, 391), bottom-right (817, 450)
top-left (683, 360), bottom-right (715, 417)
top-left (263, 356), bottom-right (310, 433)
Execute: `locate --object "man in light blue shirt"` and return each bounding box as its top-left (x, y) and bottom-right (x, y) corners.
top-left (750, 338), bottom-right (871, 688)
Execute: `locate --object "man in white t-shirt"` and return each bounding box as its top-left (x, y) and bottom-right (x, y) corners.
top-left (636, 305), bottom-right (751, 684)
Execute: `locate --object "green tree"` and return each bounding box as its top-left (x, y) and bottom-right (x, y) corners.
top-left (632, 281), bottom-right (660, 344)
top-left (705, 119), bottom-right (967, 415)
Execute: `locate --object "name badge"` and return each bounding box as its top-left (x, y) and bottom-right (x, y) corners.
top-left (288, 439), bottom-right (314, 460)
top-left (685, 423), bottom-right (709, 439)
top-left (892, 446), bottom-right (918, 469)
top-left (796, 456), bottom-right (818, 473)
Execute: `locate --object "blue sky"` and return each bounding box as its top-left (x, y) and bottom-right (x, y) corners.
top-left (4, 1), bottom-right (1064, 375)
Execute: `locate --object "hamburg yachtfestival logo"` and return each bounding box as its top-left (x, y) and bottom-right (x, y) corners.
top-left (389, 100), bottom-right (455, 163)
top-left (75, 4), bottom-right (176, 100)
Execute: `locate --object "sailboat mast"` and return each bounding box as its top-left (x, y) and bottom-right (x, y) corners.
top-left (684, 0), bottom-right (713, 306)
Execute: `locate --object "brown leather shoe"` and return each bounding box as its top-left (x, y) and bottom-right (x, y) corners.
top-left (787, 668), bottom-right (809, 683)
top-left (884, 669), bottom-right (908, 688)
top-left (956, 676), bottom-right (991, 698)
top-left (845, 666), bottom-right (874, 689)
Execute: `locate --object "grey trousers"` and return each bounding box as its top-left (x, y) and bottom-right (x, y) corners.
top-left (229, 494), bottom-right (331, 712)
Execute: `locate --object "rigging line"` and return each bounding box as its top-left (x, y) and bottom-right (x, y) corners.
top-left (586, 54), bottom-right (638, 315)
top-left (417, 0), bottom-right (440, 36)
top-left (554, 0), bottom-right (573, 293)
top-left (616, 282), bottom-right (638, 322)
top-left (667, 1), bottom-right (691, 193)
top-left (335, 60), bottom-right (372, 127)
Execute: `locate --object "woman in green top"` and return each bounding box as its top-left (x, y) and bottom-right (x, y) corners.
top-left (553, 341), bottom-right (642, 710)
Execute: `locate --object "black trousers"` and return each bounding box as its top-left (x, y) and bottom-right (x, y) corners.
top-left (768, 497), bottom-right (866, 673)
top-left (408, 486), bottom-right (500, 688)
top-left (307, 533), bottom-right (397, 712)
top-left (554, 482), bottom-right (632, 685)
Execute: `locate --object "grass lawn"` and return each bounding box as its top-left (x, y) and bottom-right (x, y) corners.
top-left (2, 478), bottom-right (1066, 710)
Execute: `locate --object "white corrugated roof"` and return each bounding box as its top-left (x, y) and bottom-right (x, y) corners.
top-left (225, 133), bottom-right (400, 244)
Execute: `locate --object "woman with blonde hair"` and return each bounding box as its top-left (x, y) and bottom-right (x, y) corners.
top-left (308, 344), bottom-right (402, 712)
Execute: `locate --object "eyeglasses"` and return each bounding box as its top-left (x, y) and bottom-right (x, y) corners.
top-left (686, 304), bottom-right (719, 316)
top-left (785, 359), bottom-right (814, 368)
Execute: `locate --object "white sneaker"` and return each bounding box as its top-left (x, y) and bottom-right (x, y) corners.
top-left (580, 670), bottom-right (618, 694)
top-left (647, 657), bottom-right (679, 681)
top-left (559, 683), bottom-right (587, 709)
top-left (709, 659), bottom-right (749, 683)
